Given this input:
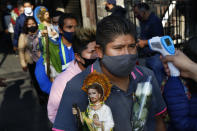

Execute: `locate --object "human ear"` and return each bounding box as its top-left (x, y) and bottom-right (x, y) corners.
top-left (75, 53), bottom-right (81, 62)
top-left (95, 45), bottom-right (103, 58)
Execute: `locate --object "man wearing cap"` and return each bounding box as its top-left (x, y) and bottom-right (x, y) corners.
top-left (104, 0), bottom-right (127, 18)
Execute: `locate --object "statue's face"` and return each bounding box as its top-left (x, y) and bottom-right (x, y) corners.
top-left (43, 12), bottom-right (50, 21)
top-left (88, 88), bottom-right (101, 104)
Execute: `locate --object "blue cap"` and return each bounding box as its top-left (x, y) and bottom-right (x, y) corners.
top-left (107, 0), bottom-right (116, 5)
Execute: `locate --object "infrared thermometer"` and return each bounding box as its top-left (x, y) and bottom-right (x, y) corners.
top-left (148, 36), bottom-right (180, 76)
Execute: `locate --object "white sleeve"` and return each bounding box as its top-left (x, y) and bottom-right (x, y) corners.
top-left (48, 25), bottom-right (59, 40)
top-left (103, 105), bottom-right (114, 131)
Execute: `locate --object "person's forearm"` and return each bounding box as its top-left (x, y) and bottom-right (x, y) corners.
top-left (144, 40), bottom-right (148, 46)
top-left (47, 103), bottom-right (57, 123)
top-left (189, 62), bottom-right (197, 82)
top-left (138, 39), bottom-right (148, 48)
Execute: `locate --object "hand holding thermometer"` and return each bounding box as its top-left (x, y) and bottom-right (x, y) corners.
top-left (148, 36), bottom-right (180, 76)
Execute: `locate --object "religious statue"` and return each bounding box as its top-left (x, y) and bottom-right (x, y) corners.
top-left (72, 71), bottom-right (114, 131)
top-left (38, 7), bottom-right (59, 40)
top-left (34, 6), bottom-right (62, 82)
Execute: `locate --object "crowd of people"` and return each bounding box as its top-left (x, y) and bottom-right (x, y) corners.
top-left (1, 0), bottom-right (197, 131)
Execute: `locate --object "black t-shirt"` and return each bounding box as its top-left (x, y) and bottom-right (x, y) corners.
top-left (111, 5), bottom-right (127, 18)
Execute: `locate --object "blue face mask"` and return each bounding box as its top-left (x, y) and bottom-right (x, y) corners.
top-left (7, 5), bottom-right (12, 10)
top-left (62, 31), bottom-right (73, 43)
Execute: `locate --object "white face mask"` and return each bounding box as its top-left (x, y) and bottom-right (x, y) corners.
top-left (24, 7), bottom-right (33, 16)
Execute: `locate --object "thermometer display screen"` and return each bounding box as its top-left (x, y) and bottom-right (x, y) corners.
top-left (165, 38), bottom-right (172, 46)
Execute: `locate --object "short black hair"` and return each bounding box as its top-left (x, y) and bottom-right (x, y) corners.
top-left (183, 36), bottom-right (197, 94)
top-left (183, 36), bottom-right (197, 63)
top-left (134, 2), bottom-right (150, 11)
top-left (72, 28), bottom-right (96, 55)
top-left (52, 11), bottom-right (64, 18)
top-left (23, 0), bottom-right (32, 5)
top-left (22, 16), bottom-right (38, 34)
top-left (58, 13), bottom-right (77, 30)
top-left (96, 16), bottom-right (137, 51)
